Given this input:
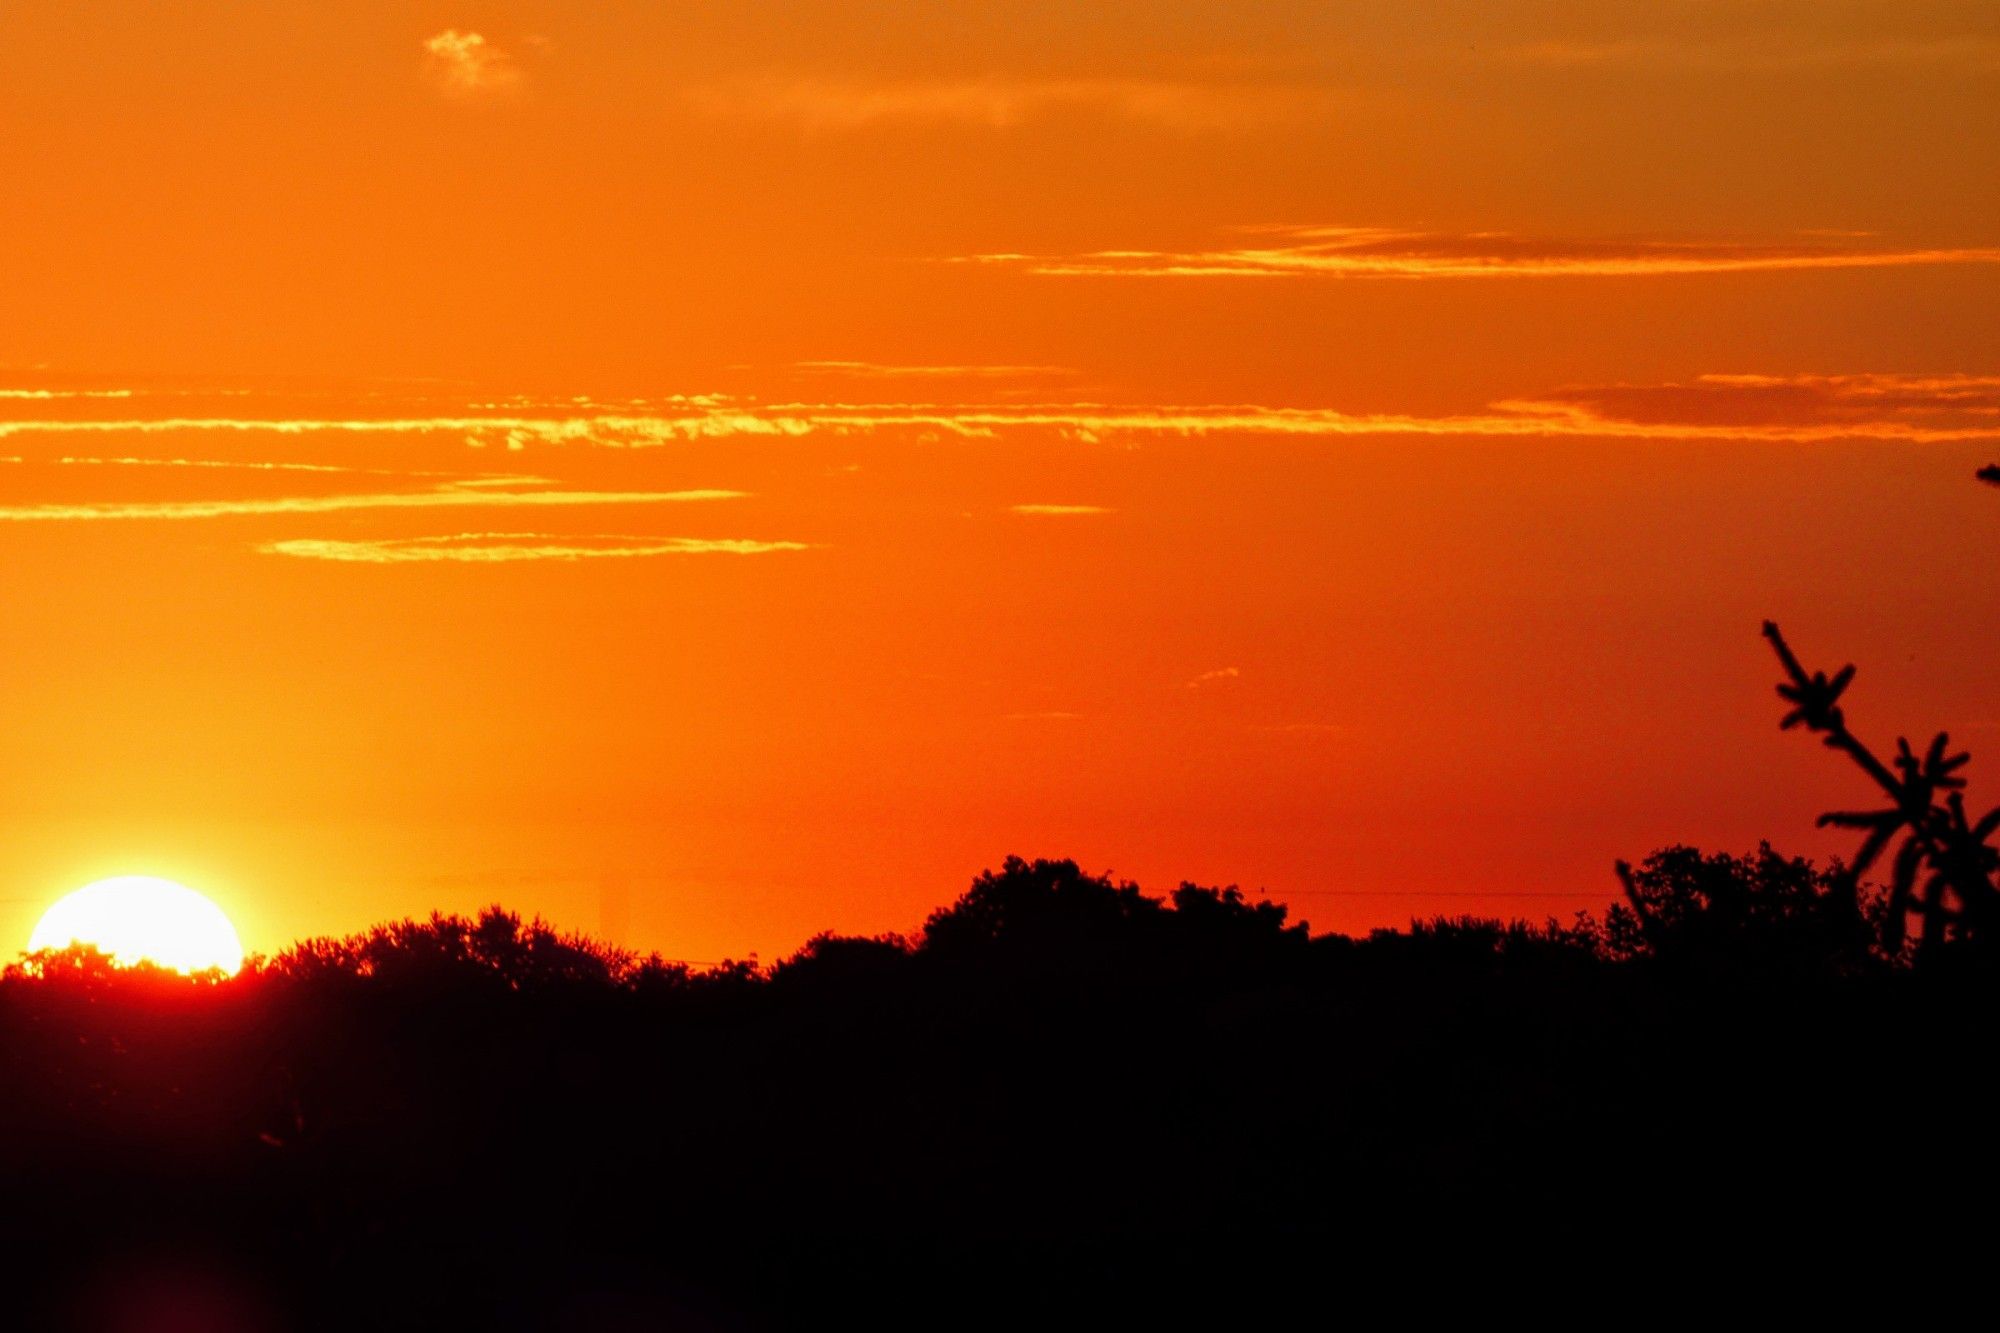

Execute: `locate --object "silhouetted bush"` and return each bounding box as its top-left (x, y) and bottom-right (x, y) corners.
top-left (918, 855), bottom-right (1165, 957)
top-left (271, 905), bottom-right (633, 990)
top-left (1376, 913), bottom-right (1604, 974)
top-left (1169, 880), bottom-right (1311, 953)
top-left (770, 931), bottom-right (913, 989)
top-left (1607, 843), bottom-right (1882, 974)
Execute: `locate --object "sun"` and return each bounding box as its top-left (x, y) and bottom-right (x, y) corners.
top-left (28, 876), bottom-right (245, 975)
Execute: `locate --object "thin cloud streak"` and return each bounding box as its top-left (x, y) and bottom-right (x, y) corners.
top-left (796, 361), bottom-right (1077, 381)
top-left (1010, 503), bottom-right (1115, 516)
top-left (0, 389), bottom-right (135, 400)
top-left (0, 413), bottom-right (823, 444)
top-left (0, 483), bottom-right (743, 523)
top-left (6, 374), bottom-right (1999, 448)
top-left (952, 226), bottom-right (2000, 280)
top-left (261, 533), bottom-right (810, 564)
top-left (1503, 35), bottom-right (2000, 72)
top-left (1504, 372), bottom-right (2000, 438)
top-left (2, 404), bottom-right (1989, 446)
top-left (46, 456), bottom-right (447, 477)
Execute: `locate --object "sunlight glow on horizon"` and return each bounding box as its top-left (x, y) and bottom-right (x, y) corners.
top-left (28, 876), bottom-right (246, 976)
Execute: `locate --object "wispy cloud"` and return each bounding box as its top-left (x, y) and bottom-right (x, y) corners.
top-left (795, 361), bottom-right (1076, 381)
top-left (423, 30), bottom-right (520, 96)
top-left (441, 474), bottom-right (554, 488)
top-left (0, 482), bottom-right (741, 523)
top-left (7, 374), bottom-right (2000, 451)
top-left (951, 225), bottom-right (2000, 280)
top-left (1186, 667), bottom-right (1241, 689)
top-left (0, 389), bottom-right (135, 400)
top-left (0, 412), bottom-right (819, 445)
top-left (1009, 503), bottom-right (1115, 516)
top-left (261, 533), bottom-right (809, 564)
top-left (43, 456), bottom-right (447, 477)
top-left (1503, 35), bottom-right (2000, 73)
top-left (685, 76), bottom-right (1334, 130)
top-left (1503, 372), bottom-right (2000, 440)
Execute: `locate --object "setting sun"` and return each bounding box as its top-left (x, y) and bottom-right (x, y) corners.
top-left (27, 876), bottom-right (245, 975)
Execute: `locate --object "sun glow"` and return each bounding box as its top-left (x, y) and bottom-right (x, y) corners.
top-left (28, 876), bottom-right (246, 975)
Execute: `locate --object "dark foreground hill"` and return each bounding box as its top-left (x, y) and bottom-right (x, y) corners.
top-left (1, 853), bottom-right (1994, 1330)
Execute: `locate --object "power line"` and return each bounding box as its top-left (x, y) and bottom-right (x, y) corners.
top-left (1273, 890), bottom-right (1610, 898)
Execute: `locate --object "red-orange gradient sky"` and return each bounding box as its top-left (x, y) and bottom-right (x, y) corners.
top-left (3, 3), bottom-right (1999, 961)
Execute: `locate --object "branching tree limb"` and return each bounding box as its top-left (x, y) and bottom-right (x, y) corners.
top-left (1763, 621), bottom-right (1998, 956)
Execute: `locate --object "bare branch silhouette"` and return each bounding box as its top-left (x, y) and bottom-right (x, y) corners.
top-left (1762, 621), bottom-right (1998, 955)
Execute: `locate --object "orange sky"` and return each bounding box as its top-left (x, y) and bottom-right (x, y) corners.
top-left (3, 3), bottom-right (1999, 961)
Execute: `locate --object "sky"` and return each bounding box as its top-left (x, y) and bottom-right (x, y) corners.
top-left (3, 2), bottom-right (1999, 962)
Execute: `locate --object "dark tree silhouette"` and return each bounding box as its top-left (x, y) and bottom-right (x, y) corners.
top-left (1, 855), bottom-right (1995, 1329)
top-left (919, 856), bottom-right (1167, 956)
top-left (6, 941), bottom-right (238, 989)
top-left (274, 905), bottom-right (635, 989)
top-left (769, 930), bottom-right (912, 988)
top-left (1608, 843), bottom-right (1879, 972)
top-left (1380, 913), bottom-right (1603, 975)
top-left (1168, 880), bottom-right (1309, 949)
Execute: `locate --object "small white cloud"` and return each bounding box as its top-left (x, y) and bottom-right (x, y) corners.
top-left (1009, 503), bottom-right (1114, 516)
top-left (423, 30), bottom-right (520, 96)
top-left (1186, 667), bottom-right (1242, 689)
